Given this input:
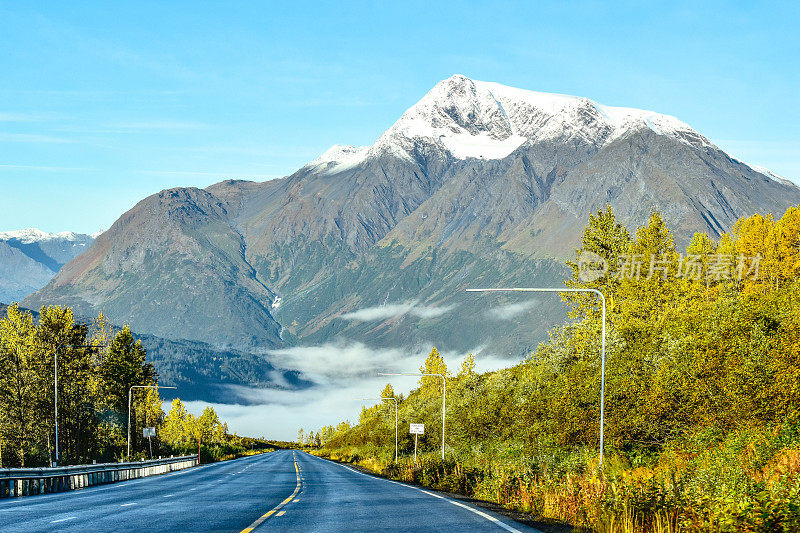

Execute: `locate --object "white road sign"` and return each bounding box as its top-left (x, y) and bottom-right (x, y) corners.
top-left (409, 423), bottom-right (424, 435)
top-left (143, 427), bottom-right (156, 437)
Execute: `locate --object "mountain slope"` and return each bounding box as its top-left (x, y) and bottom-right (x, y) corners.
top-left (27, 188), bottom-right (283, 347)
top-left (25, 75), bottom-right (800, 358)
top-left (0, 229), bottom-right (95, 304)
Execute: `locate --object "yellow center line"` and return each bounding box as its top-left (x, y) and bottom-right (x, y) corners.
top-left (239, 452), bottom-right (303, 533)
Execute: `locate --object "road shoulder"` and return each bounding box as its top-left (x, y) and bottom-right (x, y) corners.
top-left (305, 453), bottom-right (582, 533)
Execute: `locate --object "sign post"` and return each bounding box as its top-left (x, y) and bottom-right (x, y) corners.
top-left (143, 427), bottom-right (156, 459)
top-left (409, 423), bottom-right (424, 465)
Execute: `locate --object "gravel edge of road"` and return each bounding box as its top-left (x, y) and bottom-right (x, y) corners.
top-left (309, 454), bottom-right (587, 533)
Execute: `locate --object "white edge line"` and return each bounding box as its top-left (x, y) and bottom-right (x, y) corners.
top-left (302, 453), bottom-right (536, 533)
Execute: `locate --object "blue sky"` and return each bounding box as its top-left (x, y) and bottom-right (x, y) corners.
top-left (1, 1), bottom-right (798, 234)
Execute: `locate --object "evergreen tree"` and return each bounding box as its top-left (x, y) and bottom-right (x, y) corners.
top-left (419, 347), bottom-right (448, 392)
top-left (565, 204), bottom-right (632, 319)
top-left (35, 306), bottom-right (97, 464)
top-left (380, 383), bottom-right (395, 399)
top-left (98, 325), bottom-right (157, 456)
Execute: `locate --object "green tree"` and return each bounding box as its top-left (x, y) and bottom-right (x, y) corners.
top-left (98, 325), bottom-right (157, 457)
top-left (457, 353), bottom-right (476, 378)
top-left (419, 347), bottom-right (448, 391)
top-left (381, 383), bottom-right (395, 399)
top-left (35, 306), bottom-right (98, 465)
top-left (0, 304), bottom-right (37, 466)
top-left (195, 406), bottom-right (225, 445)
top-left (566, 204), bottom-right (632, 310)
top-left (162, 398), bottom-right (192, 447)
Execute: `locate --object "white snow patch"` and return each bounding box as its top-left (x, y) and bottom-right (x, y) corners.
top-left (305, 144), bottom-right (369, 175)
top-left (440, 132), bottom-right (526, 159)
top-left (743, 163), bottom-right (797, 187)
top-left (0, 228), bottom-right (89, 243)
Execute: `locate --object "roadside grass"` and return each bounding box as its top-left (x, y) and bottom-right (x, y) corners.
top-left (315, 423), bottom-right (800, 532)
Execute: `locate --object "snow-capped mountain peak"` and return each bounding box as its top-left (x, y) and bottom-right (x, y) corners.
top-left (0, 228), bottom-right (83, 243)
top-left (381, 74), bottom-right (712, 157)
top-left (311, 74), bottom-right (714, 168)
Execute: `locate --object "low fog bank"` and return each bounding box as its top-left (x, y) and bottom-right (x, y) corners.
top-left (175, 341), bottom-right (519, 441)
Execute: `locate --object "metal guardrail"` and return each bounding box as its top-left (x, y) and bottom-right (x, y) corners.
top-left (0, 455), bottom-right (199, 498)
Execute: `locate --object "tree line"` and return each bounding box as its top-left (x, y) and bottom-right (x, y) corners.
top-left (0, 305), bottom-right (251, 467)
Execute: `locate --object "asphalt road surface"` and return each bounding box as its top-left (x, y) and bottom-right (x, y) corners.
top-left (0, 450), bottom-right (540, 532)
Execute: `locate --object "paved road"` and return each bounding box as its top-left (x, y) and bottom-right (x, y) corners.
top-left (0, 450), bottom-right (539, 532)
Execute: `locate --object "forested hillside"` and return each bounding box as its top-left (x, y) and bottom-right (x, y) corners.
top-left (314, 205), bottom-right (800, 532)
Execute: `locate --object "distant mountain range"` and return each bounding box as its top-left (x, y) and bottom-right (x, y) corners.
top-left (21, 75), bottom-right (800, 387)
top-left (0, 229), bottom-right (99, 304)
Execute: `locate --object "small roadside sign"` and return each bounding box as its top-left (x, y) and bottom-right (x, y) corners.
top-left (410, 423), bottom-right (424, 465)
top-left (143, 427), bottom-right (156, 437)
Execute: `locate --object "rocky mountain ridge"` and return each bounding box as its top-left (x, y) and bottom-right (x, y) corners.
top-left (24, 75), bottom-right (800, 361)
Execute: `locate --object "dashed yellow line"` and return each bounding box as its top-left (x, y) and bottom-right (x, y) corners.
top-left (239, 452), bottom-right (303, 533)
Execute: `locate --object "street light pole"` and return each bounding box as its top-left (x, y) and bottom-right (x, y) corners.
top-left (54, 343), bottom-right (106, 467)
top-left (356, 397), bottom-right (398, 462)
top-left (465, 286), bottom-right (607, 466)
top-left (128, 385), bottom-right (177, 460)
top-left (378, 372), bottom-right (446, 460)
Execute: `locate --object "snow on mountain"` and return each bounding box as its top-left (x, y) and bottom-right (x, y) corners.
top-left (0, 228), bottom-right (93, 244)
top-left (312, 74), bottom-right (714, 167)
top-left (304, 144), bottom-right (370, 174)
top-left (0, 228), bottom-right (96, 303)
top-left (743, 164), bottom-right (795, 187)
